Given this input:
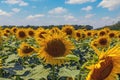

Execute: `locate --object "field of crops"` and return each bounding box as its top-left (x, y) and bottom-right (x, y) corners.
top-left (0, 25), bottom-right (120, 80)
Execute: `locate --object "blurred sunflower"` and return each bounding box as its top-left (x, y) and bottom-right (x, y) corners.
top-left (104, 27), bottom-right (111, 33)
top-left (16, 28), bottom-right (27, 40)
top-left (98, 29), bottom-right (107, 36)
top-left (11, 26), bottom-right (18, 35)
top-left (49, 27), bottom-right (61, 34)
top-left (2, 31), bottom-right (9, 37)
top-left (4, 28), bottom-right (11, 34)
top-left (27, 28), bottom-right (35, 37)
top-left (38, 32), bottom-right (74, 65)
top-left (17, 42), bottom-right (35, 57)
top-left (35, 28), bottom-right (48, 44)
top-left (108, 31), bottom-right (117, 39)
top-left (96, 36), bottom-right (110, 48)
top-left (62, 25), bottom-right (75, 37)
top-left (86, 31), bottom-right (93, 38)
top-left (86, 44), bottom-right (120, 80)
top-left (74, 30), bottom-right (82, 41)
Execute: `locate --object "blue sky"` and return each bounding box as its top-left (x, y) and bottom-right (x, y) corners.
top-left (0, 0), bottom-right (120, 28)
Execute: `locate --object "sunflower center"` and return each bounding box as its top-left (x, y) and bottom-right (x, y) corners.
top-left (6, 30), bottom-right (10, 33)
top-left (18, 31), bottom-right (26, 38)
top-left (45, 39), bottom-right (66, 57)
top-left (109, 33), bottom-right (115, 38)
top-left (28, 31), bottom-right (34, 36)
top-left (99, 38), bottom-right (107, 46)
top-left (39, 32), bottom-right (46, 38)
top-left (87, 32), bottom-right (91, 36)
top-left (22, 46), bottom-right (34, 54)
top-left (100, 31), bottom-right (105, 36)
top-left (76, 33), bottom-right (81, 37)
top-left (65, 28), bottom-right (72, 35)
top-left (13, 28), bottom-right (17, 33)
top-left (82, 34), bottom-right (86, 38)
top-left (91, 57), bottom-right (113, 80)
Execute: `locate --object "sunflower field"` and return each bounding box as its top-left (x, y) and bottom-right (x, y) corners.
top-left (0, 25), bottom-right (120, 80)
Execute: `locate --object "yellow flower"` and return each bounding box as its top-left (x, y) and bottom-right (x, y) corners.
top-left (38, 31), bottom-right (74, 65)
top-left (11, 26), bottom-right (18, 35)
top-left (17, 42), bottom-right (35, 57)
top-left (86, 44), bottom-right (120, 80)
top-left (27, 28), bottom-right (35, 37)
top-left (98, 29), bottom-right (107, 36)
top-left (34, 28), bottom-right (48, 44)
top-left (74, 30), bottom-right (82, 41)
top-left (62, 25), bottom-right (75, 37)
top-left (16, 28), bottom-right (27, 40)
top-left (96, 36), bottom-right (110, 48)
top-left (108, 31), bottom-right (117, 39)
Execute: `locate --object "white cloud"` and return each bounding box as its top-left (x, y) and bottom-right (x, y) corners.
top-left (64, 15), bottom-right (77, 21)
top-left (85, 14), bottom-right (95, 18)
top-left (12, 8), bottom-right (20, 13)
top-left (0, 9), bottom-right (11, 16)
top-left (98, 0), bottom-right (120, 11)
top-left (26, 14), bottom-right (45, 19)
top-left (65, 0), bottom-right (96, 4)
top-left (101, 16), bottom-right (110, 20)
top-left (48, 7), bottom-right (67, 14)
top-left (3, 0), bottom-right (28, 6)
top-left (81, 6), bottom-right (92, 11)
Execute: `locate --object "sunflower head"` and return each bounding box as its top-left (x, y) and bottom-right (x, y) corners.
top-left (35, 29), bottom-right (48, 44)
top-left (97, 36), bottom-right (110, 48)
top-left (74, 30), bottom-right (82, 41)
top-left (16, 28), bottom-right (28, 40)
top-left (18, 42), bottom-right (35, 57)
top-left (11, 26), bottom-right (18, 34)
top-left (62, 25), bottom-right (75, 37)
top-left (27, 28), bottom-right (35, 37)
top-left (98, 29), bottom-right (107, 36)
top-left (4, 28), bottom-right (11, 34)
top-left (86, 44), bottom-right (120, 80)
top-left (86, 57), bottom-right (113, 80)
top-left (49, 27), bottom-right (61, 34)
top-left (38, 31), bottom-right (74, 65)
top-left (108, 31), bottom-right (117, 38)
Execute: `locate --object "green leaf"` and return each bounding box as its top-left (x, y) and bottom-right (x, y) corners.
top-left (23, 65), bottom-right (50, 80)
top-left (5, 54), bottom-right (18, 63)
top-left (54, 54), bottom-right (79, 62)
top-left (59, 67), bottom-right (79, 79)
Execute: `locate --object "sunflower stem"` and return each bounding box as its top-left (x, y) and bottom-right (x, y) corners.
top-left (52, 65), bottom-right (56, 80)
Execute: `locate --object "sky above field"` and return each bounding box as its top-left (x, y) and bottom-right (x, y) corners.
top-left (0, 0), bottom-right (120, 28)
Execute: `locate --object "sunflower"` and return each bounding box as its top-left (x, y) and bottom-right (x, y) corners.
top-left (4, 28), bottom-right (11, 34)
top-left (38, 31), bottom-right (74, 65)
top-left (74, 30), bottom-right (82, 41)
top-left (11, 26), bottom-right (18, 35)
top-left (2, 31), bottom-right (9, 37)
top-left (96, 36), bottom-right (110, 48)
top-left (27, 28), bottom-right (35, 37)
top-left (86, 44), bottom-right (120, 80)
top-left (108, 31), bottom-right (117, 39)
top-left (49, 27), bottom-right (61, 34)
top-left (90, 40), bottom-right (98, 48)
top-left (98, 29), bottom-right (107, 36)
top-left (34, 28), bottom-right (48, 44)
top-left (86, 30), bottom-right (93, 38)
top-left (62, 25), bottom-right (75, 37)
top-left (16, 28), bottom-right (27, 40)
top-left (17, 42), bottom-right (35, 57)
